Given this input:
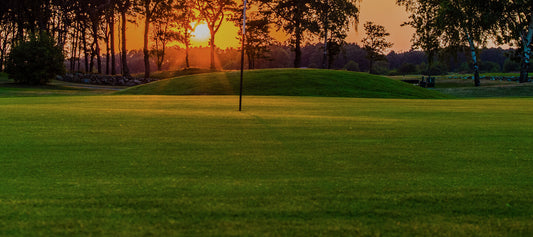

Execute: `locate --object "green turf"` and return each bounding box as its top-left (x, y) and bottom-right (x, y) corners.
top-left (118, 69), bottom-right (450, 99)
top-left (436, 84), bottom-right (533, 98)
top-left (0, 95), bottom-right (532, 236)
top-left (133, 67), bottom-right (216, 80)
top-left (0, 72), bottom-right (117, 97)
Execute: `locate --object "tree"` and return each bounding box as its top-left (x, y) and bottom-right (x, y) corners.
top-left (105, 0), bottom-right (118, 75)
top-left (314, 0), bottom-right (359, 69)
top-left (0, 12), bottom-right (15, 71)
top-left (493, 0), bottom-right (533, 83)
top-left (398, 0), bottom-right (441, 86)
top-left (174, 0), bottom-right (198, 68)
top-left (5, 33), bottom-right (65, 85)
top-left (138, 0), bottom-right (174, 78)
top-left (85, 0), bottom-right (107, 74)
top-left (436, 0), bottom-right (501, 86)
top-left (195, 0), bottom-right (237, 70)
top-left (258, 0), bottom-right (318, 68)
top-left (151, 4), bottom-right (178, 71)
top-left (234, 10), bottom-right (275, 69)
top-left (361, 21), bottom-right (393, 74)
top-left (116, 0), bottom-right (133, 77)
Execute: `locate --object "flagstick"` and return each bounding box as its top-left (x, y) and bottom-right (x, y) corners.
top-left (239, 0), bottom-right (247, 111)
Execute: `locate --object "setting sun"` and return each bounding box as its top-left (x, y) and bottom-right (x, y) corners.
top-left (191, 23), bottom-right (211, 45)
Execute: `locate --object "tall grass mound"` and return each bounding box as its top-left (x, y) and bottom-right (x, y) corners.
top-left (118, 69), bottom-right (449, 99)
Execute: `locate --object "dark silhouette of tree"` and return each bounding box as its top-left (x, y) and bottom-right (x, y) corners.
top-left (174, 0), bottom-right (198, 69)
top-left (493, 0), bottom-right (533, 83)
top-left (116, 0), bottom-right (133, 77)
top-left (138, 0), bottom-right (174, 78)
top-left (195, 0), bottom-right (237, 70)
top-left (258, 0), bottom-right (318, 68)
top-left (0, 8), bottom-right (15, 72)
top-left (314, 0), bottom-right (359, 69)
top-left (151, 2), bottom-right (178, 71)
top-left (233, 9), bottom-right (275, 69)
top-left (436, 0), bottom-right (501, 86)
top-left (361, 21), bottom-right (393, 74)
top-left (104, 0), bottom-right (117, 75)
top-left (86, 0), bottom-right (107, 74)
top-left (398, 0), bottom-right (441, 85)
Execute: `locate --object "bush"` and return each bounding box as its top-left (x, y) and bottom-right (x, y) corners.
top-left (343, 60), bottom-right (360, 72)
top-left (5, 33), bottom-right (65, 85)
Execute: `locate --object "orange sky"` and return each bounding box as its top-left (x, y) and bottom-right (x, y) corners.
top-left (125, 0), bottom-right (414, 52)
top-left (350, 0), bottom-right (414, 52)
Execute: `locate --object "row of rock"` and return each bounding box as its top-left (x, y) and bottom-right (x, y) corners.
top-left (57, 73), bottom-right (157, 86)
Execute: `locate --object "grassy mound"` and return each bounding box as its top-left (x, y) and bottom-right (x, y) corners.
top-left (118, 69), bottom-right (450, 99)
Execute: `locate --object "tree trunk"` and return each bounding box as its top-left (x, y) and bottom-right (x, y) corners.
top-left (185, 41), bottom-right (190, 68)
top-left (210, 32), bottom-right (216, 70)
top-left (83, 30), bottom-right (89, 73)
top-left (157, 46), bottom-right (165, 71)
top-left (467, 33), bottom-right (480, 87)
top-left (0, 44), bottom-right (5, 72)
top-left (293, 5), bottom-right (302, 68)
top-left (322, 7), bottom-right (328, 69)
top-left (70, 27), bottom-right (78, 72)
top-left (520, 13), bottom-right (533, 83)
top-left (110, 11), bottom-right (116, 75)
top-left (96, 37), bottom-right (102, 74)
top-left (77, 34), bottom-right (82, 72)
top-left (327, 38), bottom-right (334, 69)
top-left (143, 6), bottom-right (151, 78)
top-left (106, 36), bottom-right (110, 75)
top-left (90, 43), bottom-right (95, 73)
top-left (294, 24), bottom-right (302, 68)
top-left (0, 25), bottom-right (11, 71)
top-left (426, 56), bottom-right (433, 88)
top-left (121, 11), bottom-right (130, 78)
top-left (247, 52), bottom-right (253, 70)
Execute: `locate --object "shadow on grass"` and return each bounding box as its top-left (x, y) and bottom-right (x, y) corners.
top-left (0, 80), bottom-right (120, 97)
top-left (132, 68), bottom-right (217, 80)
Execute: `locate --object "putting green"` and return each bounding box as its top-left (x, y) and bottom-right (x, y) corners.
top-left (118, 69), bottom-right (450, 99)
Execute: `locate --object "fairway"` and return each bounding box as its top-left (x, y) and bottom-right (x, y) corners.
top-left (1, 95), bottom-right (533, 236)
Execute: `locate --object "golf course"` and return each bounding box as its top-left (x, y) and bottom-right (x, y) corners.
top-left (1, 70), bottom-right (533, 236)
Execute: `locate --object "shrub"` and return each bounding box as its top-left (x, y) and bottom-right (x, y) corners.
top-left (343, 60), bottom-right (360, 72)
top-left (5, 33), bottom-right (65, 85)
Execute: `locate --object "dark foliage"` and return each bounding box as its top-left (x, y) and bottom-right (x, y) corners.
top-left (5, 33), bottom-right (65, 85)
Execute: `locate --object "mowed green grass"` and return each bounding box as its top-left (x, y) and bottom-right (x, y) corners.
top-left (119, 69), bottom-right (449, 99)
top-left (0, 95), bottom-right (532, 236)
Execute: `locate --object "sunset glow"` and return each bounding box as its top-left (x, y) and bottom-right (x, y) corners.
top-left (191, 23), bottom-right (211, 45)
top-left (123, 1), bottom-right (414, 51)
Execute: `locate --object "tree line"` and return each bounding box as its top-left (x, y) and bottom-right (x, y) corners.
top-left (134, 43), bottom-right (519, 75)
top-left (0, 0), bottom-right (359, 79)
top-left (2, 0), bottom-right (532, 86)
top-left (398, 0), bottom-right (533, 85)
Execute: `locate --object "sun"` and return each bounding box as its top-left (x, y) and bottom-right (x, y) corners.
top-left (191, 23), bottom-right (211, 44)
